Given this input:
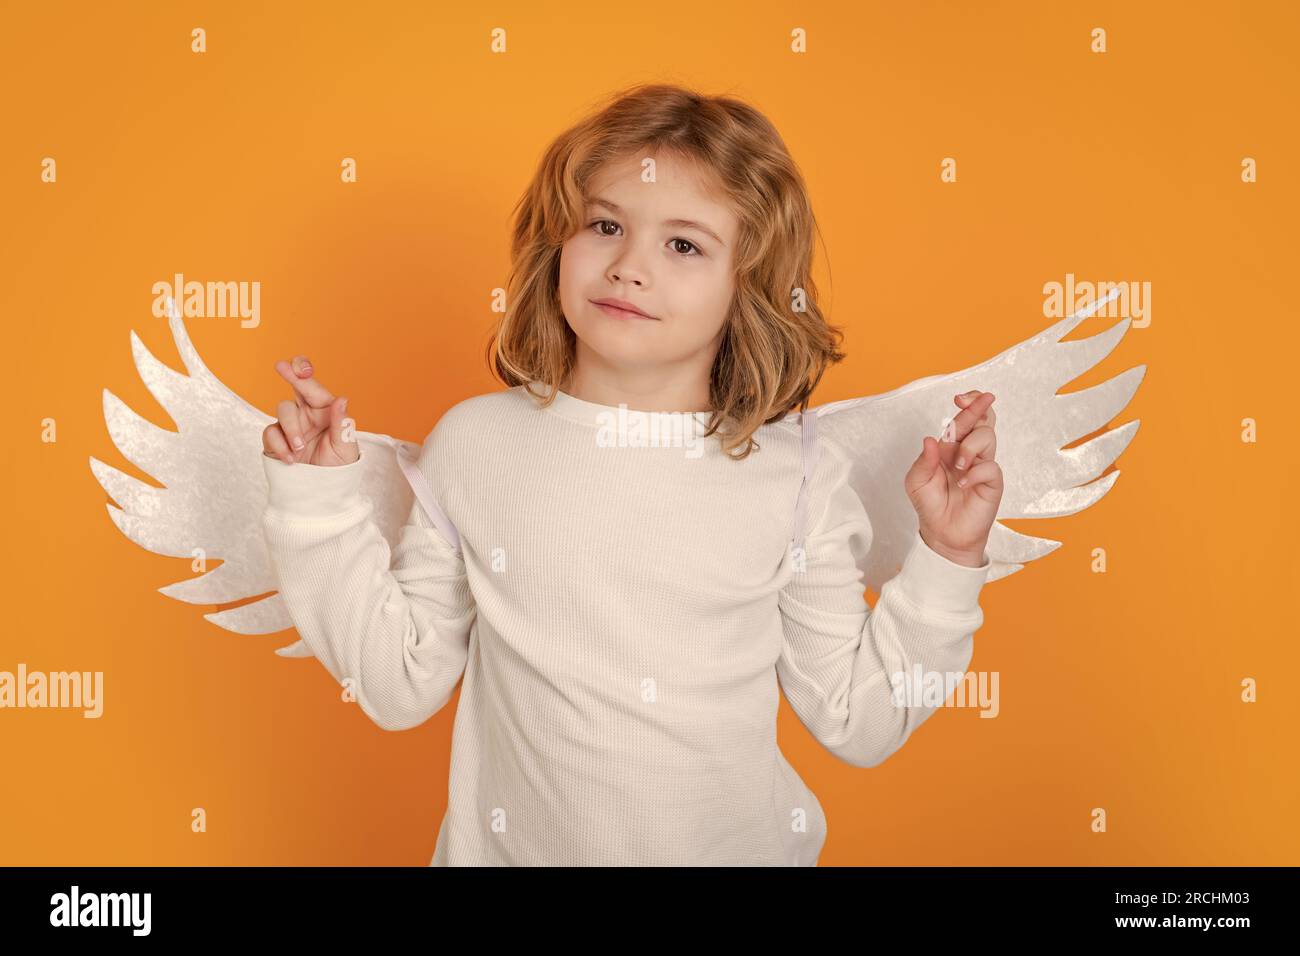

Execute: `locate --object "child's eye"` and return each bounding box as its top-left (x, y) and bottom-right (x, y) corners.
top-left (588, 219), bottom-right (702, 258)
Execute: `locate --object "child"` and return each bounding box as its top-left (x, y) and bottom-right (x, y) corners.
top-left (259, 83), bottom-right (1002, 866)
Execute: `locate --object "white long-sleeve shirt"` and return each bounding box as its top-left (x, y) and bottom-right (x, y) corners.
top-left (260, 383), bottom-right (992, 865)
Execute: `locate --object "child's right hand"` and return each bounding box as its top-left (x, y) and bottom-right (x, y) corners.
top-left (261, 355), bottom-right (358, 466)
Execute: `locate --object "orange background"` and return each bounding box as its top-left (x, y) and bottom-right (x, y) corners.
top-left (2, 1), bottom-right (1296, 865)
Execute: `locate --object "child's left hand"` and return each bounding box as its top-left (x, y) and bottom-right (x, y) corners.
top-left (904, 390), bottom-right (1004, 567)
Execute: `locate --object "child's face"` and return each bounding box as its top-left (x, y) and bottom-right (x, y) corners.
top-left (558, 150), bottom-right (738, 384)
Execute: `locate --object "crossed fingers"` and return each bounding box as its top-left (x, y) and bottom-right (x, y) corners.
top-left (942, 390), bottom-right (997, 474)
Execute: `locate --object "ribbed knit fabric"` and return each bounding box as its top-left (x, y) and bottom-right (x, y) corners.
top-left (260, 383), bottom-right (992, 866)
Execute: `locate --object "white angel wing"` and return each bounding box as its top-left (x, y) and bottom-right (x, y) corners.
top-left (89, 312), bottom-right (429, 658)
top-left (792, 288), bottom-right (1145, 591)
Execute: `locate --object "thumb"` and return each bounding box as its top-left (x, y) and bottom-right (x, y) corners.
top-left (906, 435), bottom-right (943, 494)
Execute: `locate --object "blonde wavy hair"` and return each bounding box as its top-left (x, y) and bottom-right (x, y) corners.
top-left (487, 82), bottom-right (846, 459)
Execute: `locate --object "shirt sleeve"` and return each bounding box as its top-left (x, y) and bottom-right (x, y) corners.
top-left (259, 427), bottom-right (476, 732)
top-left (776, 437), bottom-right (991, 768)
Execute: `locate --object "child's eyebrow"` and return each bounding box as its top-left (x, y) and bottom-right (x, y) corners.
top-left (588, 196), bottom-right (725, 247)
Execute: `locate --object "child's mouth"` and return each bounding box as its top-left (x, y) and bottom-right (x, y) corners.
top-left (590, 299), bottom-right (658, 320)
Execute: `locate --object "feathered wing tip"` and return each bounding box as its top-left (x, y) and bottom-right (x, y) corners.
top-left (810, 287), bottom-right (1145, 592)
top-left (91, 311), bottom-right (425, 658)
top-left (273, 641), bottom-right (315, 658)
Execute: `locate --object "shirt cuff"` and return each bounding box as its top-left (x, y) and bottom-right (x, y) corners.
top-left (262, 450), bottom-right (365, 517)
top-left (892, 532), bottom-right (991, 615)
